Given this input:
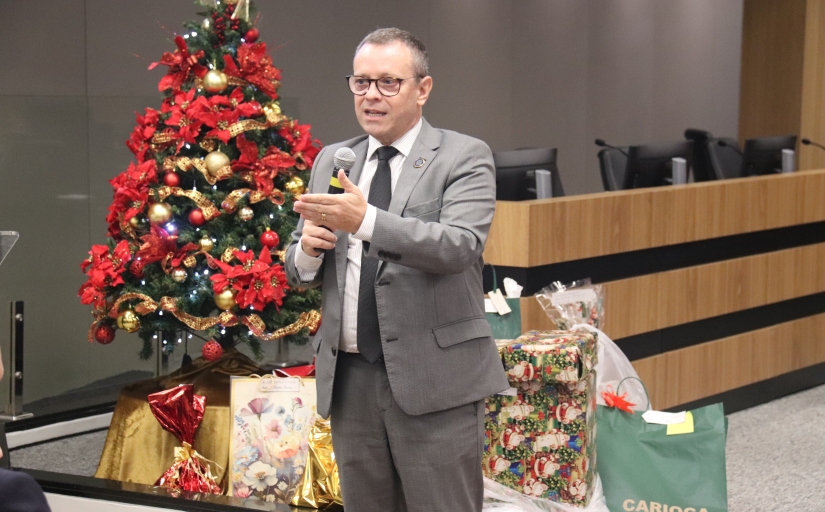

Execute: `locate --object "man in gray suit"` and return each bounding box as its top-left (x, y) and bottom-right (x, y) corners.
top-left (286, 28), bottom-right (508, 511)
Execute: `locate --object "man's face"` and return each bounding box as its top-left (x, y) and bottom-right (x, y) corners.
top-left (352, 41), bottom-right (432, 145)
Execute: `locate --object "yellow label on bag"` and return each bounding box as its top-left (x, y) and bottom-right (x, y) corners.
top-left (666, 411), bottom-right (694, 435)
top-left (622, 499), bottom-right (708, 512)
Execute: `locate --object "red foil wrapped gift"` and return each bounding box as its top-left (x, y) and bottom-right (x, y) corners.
top-left (148, 384), bottom-right (222, 494)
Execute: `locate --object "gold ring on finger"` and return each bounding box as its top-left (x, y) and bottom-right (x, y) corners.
top-left (321, 212), bottom-right (327, 222)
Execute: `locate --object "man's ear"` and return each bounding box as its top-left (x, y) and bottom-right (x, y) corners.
top-left (417, 76), bottom-right (433, 107)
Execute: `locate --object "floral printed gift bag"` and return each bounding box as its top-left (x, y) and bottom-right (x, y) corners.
top-left (229, 374), bottom-right (318, 504)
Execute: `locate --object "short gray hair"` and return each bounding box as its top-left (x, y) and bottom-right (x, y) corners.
top-left (355, 28), bottom-right (429, 78)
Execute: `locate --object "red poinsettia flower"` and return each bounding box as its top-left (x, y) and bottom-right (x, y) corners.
top-left (222, 43), bottom-right (282, 99)
top-left (209, 249), bottom-right (288, 312)
top-left (163, 88), bottom-right (209, 149)
top-left (134, 225), bottom-right (178, 267)
top-left (278, 122), bottom-right (321, 170)
top-left (79, 240), bottom-right (133, 308)
top-left (105, 160), bottom-right (158, 238)
top-left (126, 108), bottom-right (160, 162)
top-left (200, 88), bottom-right (262, 144)
top-left (233, 135), bottom-right (295, 195)
top-left (148, 35), bottom-right (208, 92)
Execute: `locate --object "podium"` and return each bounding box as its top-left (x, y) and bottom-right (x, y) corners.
top-left (0, 231), bottom-right (32, 421)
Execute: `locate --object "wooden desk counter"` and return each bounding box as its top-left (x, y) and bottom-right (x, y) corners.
top-left (484, 170), bottom-right (825, 411)
top-left (484, 168), bottom-right (825, 267)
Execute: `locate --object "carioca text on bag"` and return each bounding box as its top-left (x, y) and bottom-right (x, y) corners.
top-left (621, 499), bottom-right (710, 512)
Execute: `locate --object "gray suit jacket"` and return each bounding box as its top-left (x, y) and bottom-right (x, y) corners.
top-left (285, 119), bottom-right (509, 418)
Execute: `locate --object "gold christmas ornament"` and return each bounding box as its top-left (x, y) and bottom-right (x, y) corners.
top-left (201, 17), bottom-right (212, 31)
top-left (198, 235), bottom-right (214, 253)
top-left (129, 215), bottom-right (147, 229)
top-left (204, 151), bottom-right (231, 177)
top-left (285, 176), bottom-right (306, 199)
top-left (116, 309), bottom-right (140, 333)
top-left (147, 202), bottom-right (173, 224)
top-left (238, 206), bottom-right (254, 221)
top-left (262, 102), bottom-right (284, 124)
top-left (214, 288), bottom-right (237, 311)
top-left (171, 268), bottom-right (187, 283)
top-left (202, 69), bottom-right (229, 93)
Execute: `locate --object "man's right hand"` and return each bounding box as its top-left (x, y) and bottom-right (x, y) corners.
top-left (300, 219), bottom-right (338, 257)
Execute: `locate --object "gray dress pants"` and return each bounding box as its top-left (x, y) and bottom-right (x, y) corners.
top-left (330, 352), bottom-right (485, 512)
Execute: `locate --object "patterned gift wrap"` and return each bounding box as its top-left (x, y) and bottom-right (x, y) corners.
top-left (484, 330), bottom-right (598, 506)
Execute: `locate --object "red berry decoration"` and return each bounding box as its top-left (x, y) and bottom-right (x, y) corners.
top-left (245, 27), bottom-right (259, 42)
top-left (260, 228), bottom-right (280, 248)
top-left (189, 208), bottom-right (206, 227)
top-left (163, 172), bottom-right (180, 187)
top-left (202, 340), bottom-right (223, 361)
top-left (94, 323), bottom-right (116, 344)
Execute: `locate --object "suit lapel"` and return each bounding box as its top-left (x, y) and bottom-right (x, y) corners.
top-left (389, 119), bottom-right (441, 215)
top-left (336, 138), bottom-right (369, 296)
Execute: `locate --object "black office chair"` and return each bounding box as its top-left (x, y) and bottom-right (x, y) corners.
top-left (684, 128), bottom-right (714, 182)
top-left (597, 146), bottom-right (628, 191)
top-left (493, 147), bottom-right (565, 200)
top-left (706, 137), bottom-right (743, 180)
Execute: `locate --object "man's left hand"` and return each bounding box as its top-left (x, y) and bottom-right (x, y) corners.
top-left (293, 170), bottom-right (368, 234)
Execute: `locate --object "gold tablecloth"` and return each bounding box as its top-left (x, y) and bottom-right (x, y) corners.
top-left (95, 349), bottom-right (263, 491)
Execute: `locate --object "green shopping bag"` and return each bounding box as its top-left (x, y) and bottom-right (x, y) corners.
top-left (597, 379), bottom-right (728, 512)
top-left (485, 265), bottom-right (522, 340)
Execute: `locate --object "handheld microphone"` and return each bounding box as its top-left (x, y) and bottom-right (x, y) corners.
top-left (328, 147), bottom-right (357, 193)
top-left (717, 139), bottom-right (743, 156)
top-left (317, 147), bottom-right (357, 253)
top-left (802, 138), bottom-right (825, 152)
top-left (594, 138), bottom-right (629, 157)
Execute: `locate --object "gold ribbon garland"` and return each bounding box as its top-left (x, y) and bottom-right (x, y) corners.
top-left (221, 187), bottom-right (285, 213)
top-left (97, 292), bottom-right (320, 340)
top-left (163, 156), bottom-right (232, 186)
top-left (155, 186), bottom-right (220, 220)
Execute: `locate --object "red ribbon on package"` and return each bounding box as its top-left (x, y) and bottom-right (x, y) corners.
top-left (149, 385), bottom-right (222, 494)
top-left (601, 385), bottom-right (637, 414)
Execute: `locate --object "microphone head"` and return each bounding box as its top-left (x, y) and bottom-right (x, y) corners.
top-left (333, 147), bottom-right (357, 170)
top-left (802, 138), bottom-right (812, 145)
top-left (594, 138), bottom-right (606, 147)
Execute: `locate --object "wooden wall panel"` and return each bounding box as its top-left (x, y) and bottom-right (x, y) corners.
top-left (800, 0), bottom-right (825, 170)
top-left (632, 313), bottom-right (825, 410)
top-left (739, 0), bottom-right (807, 143)
top-left (517, 243), bottom-right (825, 339)
top-left (484, 169), bottom-right (825, 267)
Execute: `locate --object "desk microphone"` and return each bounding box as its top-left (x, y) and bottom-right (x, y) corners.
top-left (317, 147), bottom-right (357, 253)
top-left (802, 138), bottom-right (825, 152)
top-left (594, 138), bottom-right (628, 157)
top-left (717, 139), bottom-right (743, 156)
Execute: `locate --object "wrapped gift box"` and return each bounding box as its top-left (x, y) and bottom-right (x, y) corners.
top-left (484, 330), bottom-right (598, 506)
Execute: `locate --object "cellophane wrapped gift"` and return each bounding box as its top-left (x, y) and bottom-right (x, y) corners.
top-left (149, 384), bottom-right (222, 494)
top-left (484, 330), bottom-right (598, 507)
top-left (229, 366), bottom-right (342, 509)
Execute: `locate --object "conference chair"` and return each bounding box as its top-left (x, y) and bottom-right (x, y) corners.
top-left (493, 147), bottom-right (565, 200)
top-left (597, 146), bottom-right (628, 191)
top-left (706, 137), bottom-right (743, 180)
top-left (684, 128), bottom-right (715, 182)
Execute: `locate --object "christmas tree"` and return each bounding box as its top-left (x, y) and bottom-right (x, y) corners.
top-left (79, 0), bottom-right (322, 359)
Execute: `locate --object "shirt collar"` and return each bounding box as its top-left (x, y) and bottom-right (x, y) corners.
top-left (366, 117), bottom-right (423, 161)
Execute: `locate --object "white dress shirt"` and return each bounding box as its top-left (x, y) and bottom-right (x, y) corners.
top-left (293, 118), bottom-right (423, 352)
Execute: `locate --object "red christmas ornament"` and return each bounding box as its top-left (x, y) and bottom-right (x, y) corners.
top-left (95, 323), bottom-right (116, 344)
top-left (202, 340), bottom-right (223, 361)
top-left (245, 27), bottom-right (259, 42)
top-left (188, 208), bottom-right (206, 227)
top-left (260, 228), bottom-right (280, 248)
top-left (163, 172), bottom-right (180, 187)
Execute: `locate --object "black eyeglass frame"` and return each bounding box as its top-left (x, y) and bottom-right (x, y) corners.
top-left (345, 75), bottom-right (420, 97)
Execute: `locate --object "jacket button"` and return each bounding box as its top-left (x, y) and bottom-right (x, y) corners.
top-left (331, 347), bottom-right (337, 356)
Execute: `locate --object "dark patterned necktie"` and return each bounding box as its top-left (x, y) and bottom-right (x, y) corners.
top-left (357, 145), bottom-right (399, 363)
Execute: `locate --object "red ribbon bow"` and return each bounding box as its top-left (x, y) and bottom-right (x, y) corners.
top-left (601, 385), bottom-right (636, 413)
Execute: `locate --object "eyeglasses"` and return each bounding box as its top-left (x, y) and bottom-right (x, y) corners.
top-left (346, 75), bottom-right (417, 97)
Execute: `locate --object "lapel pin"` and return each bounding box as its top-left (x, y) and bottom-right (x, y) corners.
top-left (413, 157), bottom-right (426, 168)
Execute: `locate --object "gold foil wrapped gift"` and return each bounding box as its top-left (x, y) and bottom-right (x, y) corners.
top-left (229, 366), bottom-right (342, 509)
